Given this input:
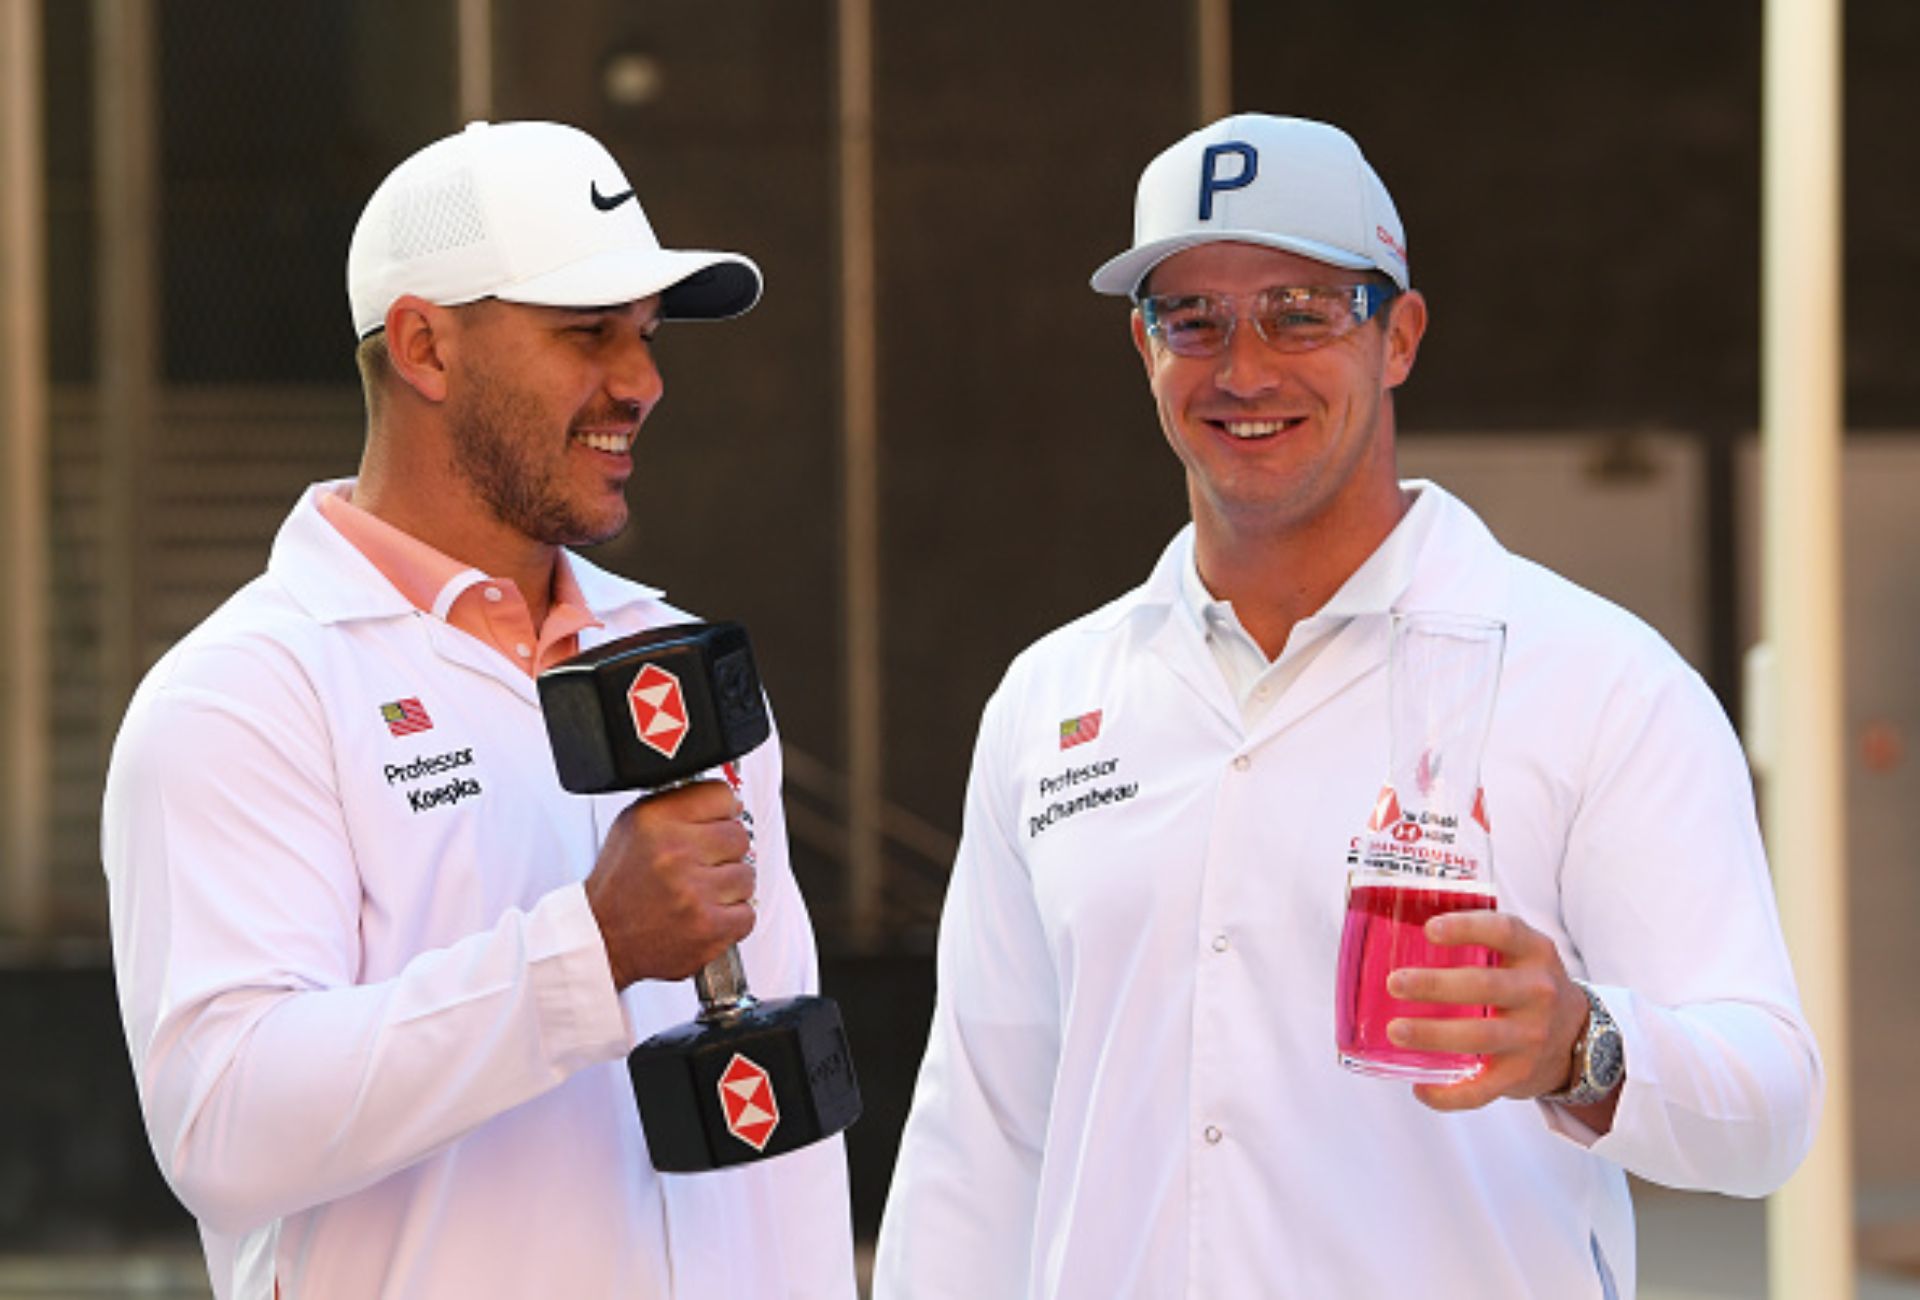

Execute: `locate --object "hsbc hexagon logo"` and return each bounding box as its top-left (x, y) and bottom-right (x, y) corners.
top-left (717, 1052), bottom-right (780, 1151)
top-left (628, 663), bottom-right (689, 759)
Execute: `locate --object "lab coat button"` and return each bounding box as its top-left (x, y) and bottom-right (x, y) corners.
top-left (1231, 755), bottom-right (1250, 772)
top-left (1211, 934), bottom-right (1230, 953)
top-left (1204, 1125), bottom-right (1223, 1144)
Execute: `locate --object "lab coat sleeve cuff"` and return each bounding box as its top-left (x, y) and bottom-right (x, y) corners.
top-left (530, 883), bottom-right (635, 1066)
top-left (1535, 982), bottom-right (1647, 1150)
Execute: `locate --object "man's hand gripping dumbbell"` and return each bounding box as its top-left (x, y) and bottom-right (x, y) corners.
top-left (538, 622), bottom-right (861, 1172)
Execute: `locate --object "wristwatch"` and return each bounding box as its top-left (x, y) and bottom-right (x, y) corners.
top-left (1541, 980), bottom-right (1625, 1107)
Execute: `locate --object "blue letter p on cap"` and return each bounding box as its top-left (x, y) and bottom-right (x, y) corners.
top-left (1198, 142), bottom-right (1257, 220)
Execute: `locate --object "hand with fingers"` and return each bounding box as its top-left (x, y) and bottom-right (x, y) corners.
top-left (1385, 910), bottom-right (1620, 1130)
top-left (584, 778), bottom-right (758, 989)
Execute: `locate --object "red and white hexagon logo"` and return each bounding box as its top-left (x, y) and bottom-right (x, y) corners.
top-left (717, 1052), bottom-right (780, 1151)
top-left (627, 663), bottom-right (689, 759)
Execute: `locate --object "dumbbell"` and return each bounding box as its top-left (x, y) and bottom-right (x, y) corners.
top-left (537, 621), bottom-right (862, 1172)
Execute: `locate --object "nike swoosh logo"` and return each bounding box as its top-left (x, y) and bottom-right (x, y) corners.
top-left (590, 182), bottom-right (636, 212)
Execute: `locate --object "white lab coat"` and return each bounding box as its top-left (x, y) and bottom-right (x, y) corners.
top-left (102, 481), bottom-right (856, 1300)
top-left (876, 482), bottom-right (1819, 1300)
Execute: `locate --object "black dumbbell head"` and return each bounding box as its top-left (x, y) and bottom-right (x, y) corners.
top-left (538, 622), bottom-right (771, 793)
top-left (629, 995), bottom-right (862, 1172)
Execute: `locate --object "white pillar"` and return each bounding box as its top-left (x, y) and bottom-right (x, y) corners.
top-left (1760, 0), bottom-right (1854, 1293)
top-left (1, 0), bottom-right (51, 938)
top-left (837, 0), bottom-right (883, 949)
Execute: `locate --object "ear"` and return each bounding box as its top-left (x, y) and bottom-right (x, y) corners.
top-left (382, 295), bottom-right (456, 404)
top-left (1381, 289), bottom-right (1428, 391)
top-left (1130, 308), bottom-right (1157, 382)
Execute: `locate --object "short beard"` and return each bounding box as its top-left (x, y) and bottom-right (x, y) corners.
top-left (447, 370), bottom-right (629, 548)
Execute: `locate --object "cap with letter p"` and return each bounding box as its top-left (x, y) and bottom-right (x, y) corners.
top-left (1090, 113), bottom-right (1408, 298)
top-left (347, 120), bottom-right (762, 338)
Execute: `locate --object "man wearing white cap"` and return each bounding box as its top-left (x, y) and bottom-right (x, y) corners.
top-left (876, 114), bottom-right (1818, 1298)
top-left (103, 121), bottom-right (855, 1298)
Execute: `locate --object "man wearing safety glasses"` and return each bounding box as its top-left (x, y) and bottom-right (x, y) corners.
top-left (876, 114), bottom-right (1818, 1298)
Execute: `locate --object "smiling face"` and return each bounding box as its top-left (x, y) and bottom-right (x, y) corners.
top-left (1131, 242), bottom-right (1425, 560)
top-left (442, 297), bottom-right (664, 547)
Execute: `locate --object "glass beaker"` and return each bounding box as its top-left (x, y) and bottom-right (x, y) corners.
top-left (1335, 612), bottom-right (1506, 1083)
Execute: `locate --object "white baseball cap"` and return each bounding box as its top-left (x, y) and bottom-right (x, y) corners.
top-left (347, 120), bottom-right (762, 338)
top-left (1090, 113), bottom-right (1408, 297)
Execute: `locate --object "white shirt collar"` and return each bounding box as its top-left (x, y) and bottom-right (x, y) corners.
top-left (1175, 484), bottom-right (1441, 717)
top-left (1176, 483), bottom-right (1439, 642)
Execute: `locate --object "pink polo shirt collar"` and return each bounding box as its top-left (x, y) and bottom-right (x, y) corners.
top-left (316, 486), bottom-right (602, 676)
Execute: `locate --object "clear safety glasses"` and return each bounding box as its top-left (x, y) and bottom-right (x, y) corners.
top-left (1136, 283), bottom-right (1400, 358)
